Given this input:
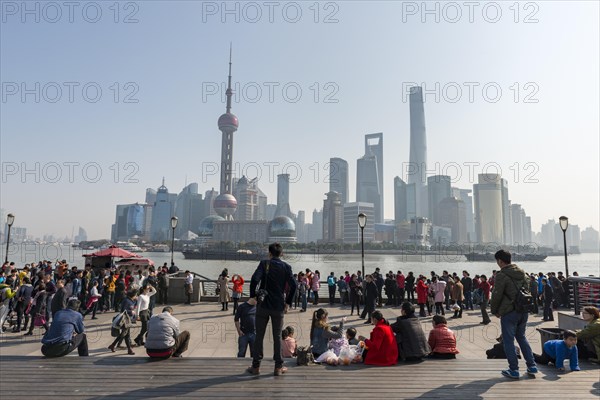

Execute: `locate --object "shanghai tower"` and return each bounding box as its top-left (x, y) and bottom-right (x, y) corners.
top-left (408, 86), bottom-right (427, 217)
top-left (213, 45), bottom-right (238, 220)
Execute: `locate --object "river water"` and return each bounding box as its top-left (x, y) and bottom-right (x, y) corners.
top-left (3, 244), bottom-right (598, 280)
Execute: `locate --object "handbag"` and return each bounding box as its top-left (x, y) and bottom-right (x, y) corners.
top-left (34, 314), bottom-right (47, 327)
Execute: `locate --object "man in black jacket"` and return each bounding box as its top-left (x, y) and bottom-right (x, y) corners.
top-left (246, 243), bottom-right (296, 377)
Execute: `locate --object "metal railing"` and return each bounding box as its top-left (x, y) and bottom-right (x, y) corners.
top-left (569, 276), bottom-right (600, 315)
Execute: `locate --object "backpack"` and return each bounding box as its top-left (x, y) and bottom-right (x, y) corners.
top-left (296, 345), bottom-right (314, 366)
top-left (508, 275), bottom-right (534, 313)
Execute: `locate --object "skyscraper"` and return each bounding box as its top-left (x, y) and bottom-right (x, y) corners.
top-left (408, 86), bottom-right (427, 216)
top-left (150, 179), bottom-right (176, 241)
top-left (473, 174), bottom-right (504, 244)
top-left (274, 173), bottom-right (293, 219)
top-left (213, 46), bottom-right (238, 220)
top-left (343, 202), bottom-right (375, 243)
top-left (501, 178), bottom-right (512, 245)
top-left (357, 153), bottom-right (382, 223)
top-left (427, 175), bottom-right (452, 226)
top-left (394, 177), bottom-right (407, 223)
top-left (233, 176), bottom-right (267, 221)
top-left (322, 191), bottom-right (343, 243)
top-left (365, 133), bottom-right (383, 220)
top-left (329, 157), bottom-right (349, 205)
top-left (174, 183), bottom-right (205, 238)
top-left (439, 197), bottom-right (467, 244)
top-left (452, 188), bottom-right (475, 243)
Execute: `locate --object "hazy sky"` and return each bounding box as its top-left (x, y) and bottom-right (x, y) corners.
top-left (1, 1), bottom-right (598, 240)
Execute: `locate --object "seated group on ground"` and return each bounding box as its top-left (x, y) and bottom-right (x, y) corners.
top-left (307, 302), bottom-right (459, 366)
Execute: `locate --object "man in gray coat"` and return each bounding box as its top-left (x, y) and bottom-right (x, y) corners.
top-left (144, 306), bottom-right (190, 358)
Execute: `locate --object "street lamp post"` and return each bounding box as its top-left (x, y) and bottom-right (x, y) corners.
top-left (559, 216), bottom-right (569, 277)
top-left (358, 213), bottom-right (367, 278)
top-left (4, 213), bottom-right (15, 264)
top-left (170, 216), bottom-right (178, 266)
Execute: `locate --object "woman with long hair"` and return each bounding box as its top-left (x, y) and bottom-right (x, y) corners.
top-left (310, 308), bottom-right (345, 358)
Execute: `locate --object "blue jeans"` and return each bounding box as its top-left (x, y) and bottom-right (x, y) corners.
top-left (238, 332), bottom-right (256, 357)
top-left (501, 310), bottom-right (536, 371)
top-left (301, 293), bottom-right (307, 311)
top-left (464, 291), bottom-right (473, 310)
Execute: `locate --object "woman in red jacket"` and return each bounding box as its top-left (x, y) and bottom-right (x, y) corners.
top-left (358, 310), bottom-right (398, 366)
top-left (416, 276), bottom-right (429, 317)
top-left (428, 315), bottom-right (459, 359)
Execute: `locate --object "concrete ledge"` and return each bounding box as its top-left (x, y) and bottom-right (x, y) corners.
top-left (558, 311), bottom-right (588, 331)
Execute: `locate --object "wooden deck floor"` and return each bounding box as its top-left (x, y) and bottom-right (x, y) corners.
top-left (0, 356), bottom-right (598, 399)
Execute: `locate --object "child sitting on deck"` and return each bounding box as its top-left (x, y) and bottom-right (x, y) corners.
top-left (328, 326), bottom-right (349, 356)
top-left (281, 326), bottom-right (297, 357)
top-left (428, 315), bottom-right (459, 359)
top-left (346, 328), bottom-right (359, 346)
top-left (534, 330), bottom-right (581, 372)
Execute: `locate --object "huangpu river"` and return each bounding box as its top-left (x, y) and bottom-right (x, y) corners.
top-left (2, 244), bottom-right (598, 279)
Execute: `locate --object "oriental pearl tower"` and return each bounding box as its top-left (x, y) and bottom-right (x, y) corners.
top-left (213, 45), bottom-right (238, 220)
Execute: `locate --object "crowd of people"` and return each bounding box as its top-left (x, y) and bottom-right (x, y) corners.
top-left (0, 260), bottom-right (190, 358)
top-left (0, 244), bottom-right (598, 380)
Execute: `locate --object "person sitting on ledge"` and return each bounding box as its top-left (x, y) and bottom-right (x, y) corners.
top-left (41, 299), bottom-right (88, 357)
top-left (145, 306), bottom-right (190, 359)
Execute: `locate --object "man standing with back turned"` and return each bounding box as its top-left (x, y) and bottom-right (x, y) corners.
top-left (491, 249), bottom-right (537, 379)
top-left (246, 243), bottom-right (296, 376)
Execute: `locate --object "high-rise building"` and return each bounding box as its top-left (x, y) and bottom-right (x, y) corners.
top-left (439, 196), bottom-right (467, 244)
top-left (524, 216), bottom-right (532, 244)
top-left (510, 204), bottom-right (525, 245)
top-left (233, 176), bottom-right (267, 221)
top-left (365, 133), bottom-right (383, 221)
top-left (322, 191), bottom-right (343, 243)
top-left (567, 224), bottom-right (581, 250)
top-left (150, 179), bottom-right (176, 241)
top-left (295, 210), bottom-right (306, 243)
top-left (307, 209), bottom-right (323, 243)
top-left (452, 188), bottom-right (475, 243)
top-left (427, 175), bottom-right (452, 226)
top-left (394, 177), bottom-right (407, 223)
top-left (203, 189), bottom-right (218, 218)
top-left (541, 219), bottom-right (556, 247)
top-left (329, 157), bottom-right (349, 205)
top-left (145, 188), bottom-right (157, 206)
top-left (357, 154), bottom-right (382, 223)
top-left (408, 86), bottom-right (427, 217)
top-left (174, 183), bottom-right (205, 238)
top-left (409, 217), bottom-right (431, 248)
top-left (274, 173), bottom-right (293, 218)
top-left (474, 174), bottom-right (504, 244)
top-left (501, 179), bottom-right (512, 245)
top-left (343, 202), bottom-right (375, 243)
top-left (74, 227), bottom-right (88, 243)
top-left (213, 46), bottom-right (238, 220)
top-left (112, 203), bottom-right (146, 242)
top-left (581, 226), bottom-right (600, 252)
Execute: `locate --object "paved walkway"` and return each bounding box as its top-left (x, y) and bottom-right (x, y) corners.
top-left (0, 301), bottom-right (569, 358)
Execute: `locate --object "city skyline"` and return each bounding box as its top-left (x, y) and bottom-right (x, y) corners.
top-left (1, 2), bottom-right (598, 240)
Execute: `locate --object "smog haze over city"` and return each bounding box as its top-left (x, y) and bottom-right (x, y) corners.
top-left (1, 1), bottom-right (598, 244)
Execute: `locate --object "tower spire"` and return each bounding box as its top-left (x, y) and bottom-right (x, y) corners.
top-left (226, 43), bottom-right (233, 114)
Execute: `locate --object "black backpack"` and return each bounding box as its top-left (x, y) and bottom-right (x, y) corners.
top-left (509, 275), bottom-right (534, 313)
